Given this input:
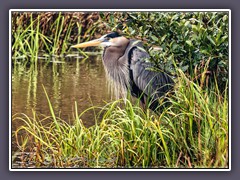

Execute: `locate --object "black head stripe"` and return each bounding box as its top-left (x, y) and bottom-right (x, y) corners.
top-left (105, 32), bottom-right (121, 38)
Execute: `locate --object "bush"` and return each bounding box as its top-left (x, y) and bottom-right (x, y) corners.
top-left (100, 12), bottom-right (229, 91)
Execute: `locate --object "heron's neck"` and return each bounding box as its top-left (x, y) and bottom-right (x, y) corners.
top-left (102, 38), bottom-right (130, 67)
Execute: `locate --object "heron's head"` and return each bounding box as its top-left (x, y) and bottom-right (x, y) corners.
top-left (71, 32), bottom-right (128, 48)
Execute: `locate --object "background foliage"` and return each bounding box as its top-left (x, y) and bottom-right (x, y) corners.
top-left (99, 12), bottom-right (229, 91)
top-left (12, 12), bottom-right (229, 91)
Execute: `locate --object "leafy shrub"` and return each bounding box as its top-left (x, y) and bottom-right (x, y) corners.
top-left (100, 12), bottom-right (229, 91)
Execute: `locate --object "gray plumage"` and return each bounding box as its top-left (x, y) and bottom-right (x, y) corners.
top-left (102, 37), bottom-right (174, 112)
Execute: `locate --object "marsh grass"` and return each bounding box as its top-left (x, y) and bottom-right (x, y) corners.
top-left (12, 12), bottom-right (104, 63)
top-left (12, 67), bottom-right (228, 168)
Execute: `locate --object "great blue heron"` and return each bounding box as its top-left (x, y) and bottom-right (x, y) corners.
top-left (71, 32), bottom-right (174, 112)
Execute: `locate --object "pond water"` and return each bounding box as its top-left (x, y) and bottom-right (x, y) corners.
top-left (12, 55), bottom-right (112, 129)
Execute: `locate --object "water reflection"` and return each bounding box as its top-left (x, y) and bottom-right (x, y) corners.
top-left (12, 56), bottom-right (112, 128)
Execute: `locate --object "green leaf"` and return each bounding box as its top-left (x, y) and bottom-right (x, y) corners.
top-left (200, 49), bottom-right (210, 55)
top-left (181, 65), bottom-right (189, 72)
top-left (186, 40), bottom-right (193, 47)
top-left (220, 35), bottom-right (228, 43)
top-left (136, 46), bottom-right (146, 52)
top-left (223, 14), bottom-right (228, 22)
top-left (161, 34), bottom-right (167, 42)
top-left (184, 21), bottom-right (190, 27)
top-left (207, 35), bottom-right (216, 46)
top-left (192, 25), bottom-right (198, 33)
top-left (171, 14), bottom-right (179, 22)
top-left (171, 43), bottom-right (178, 51)
top-left (151, 35), bottom-right (159, 42)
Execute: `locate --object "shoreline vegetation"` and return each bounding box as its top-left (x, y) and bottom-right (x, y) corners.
top-left (12, 12), bottom-right (229, 168)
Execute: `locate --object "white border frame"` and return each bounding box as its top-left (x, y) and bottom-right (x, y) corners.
top-left (9, 9), bottom-right (231, 171)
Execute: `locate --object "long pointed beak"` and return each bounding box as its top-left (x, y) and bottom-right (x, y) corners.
top-left (71, 39), bottom-right (103, 48)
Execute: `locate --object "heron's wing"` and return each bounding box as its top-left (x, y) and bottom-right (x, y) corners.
top-left (129, 47), bottom-right (174, 102)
